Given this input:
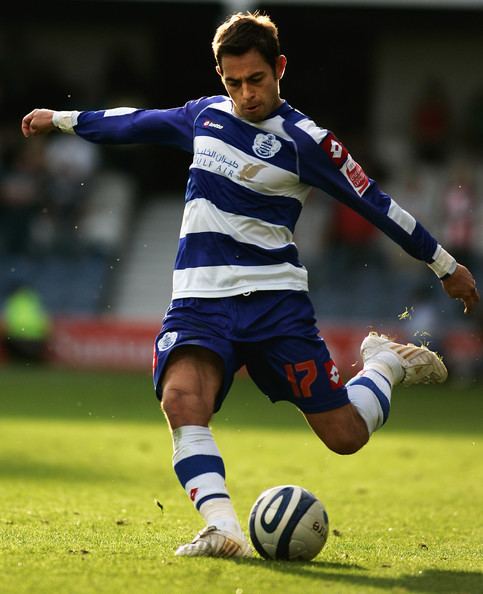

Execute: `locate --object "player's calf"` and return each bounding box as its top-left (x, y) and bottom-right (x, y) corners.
top-left (304, 404), bottom-right (370, 455)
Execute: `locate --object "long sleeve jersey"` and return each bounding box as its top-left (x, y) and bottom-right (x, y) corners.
top-left (56, 95), bottom-right (456, 299)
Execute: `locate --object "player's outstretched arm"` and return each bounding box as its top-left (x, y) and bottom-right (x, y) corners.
top-left (442, 263), bottom-right (480, 314)
top-left (21, 109), bottom-right (56, 138)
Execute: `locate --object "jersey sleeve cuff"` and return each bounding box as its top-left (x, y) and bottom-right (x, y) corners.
top-left (52, 110), bottom-right (80, 134)
top-left (427, 245), bottom-right (457, 279)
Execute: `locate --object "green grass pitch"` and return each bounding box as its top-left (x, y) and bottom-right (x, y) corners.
top-left (1, 365), bottom-right (482, 594)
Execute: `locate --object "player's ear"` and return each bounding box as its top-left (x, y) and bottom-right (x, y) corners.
top-left (276, 55), bottom-right (287, 80)
top-left (216, 64), bottom-right (223, 78)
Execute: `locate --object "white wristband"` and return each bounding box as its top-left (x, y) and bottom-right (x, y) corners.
top-left (427, 245), bottom-right (457, 279)
top-left (52, 110), bottom-right (80, 134)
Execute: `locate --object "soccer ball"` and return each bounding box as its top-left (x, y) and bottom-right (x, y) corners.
top-left (248, 484), bottom-right (329, 561)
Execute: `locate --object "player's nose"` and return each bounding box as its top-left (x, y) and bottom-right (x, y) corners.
top-left (241, 82), bottom-right (255, 100)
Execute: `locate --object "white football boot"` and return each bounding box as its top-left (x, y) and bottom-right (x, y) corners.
top-left (361, 332), bottom-right (448, 386)
top-left (175, 525), bottom-right (252, 558)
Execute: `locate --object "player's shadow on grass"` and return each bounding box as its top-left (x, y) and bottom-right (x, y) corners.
top-left (234, 559), bottom-right (482, 593)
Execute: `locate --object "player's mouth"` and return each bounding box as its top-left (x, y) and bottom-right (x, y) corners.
top-left (244, 104), bottom-right (261, 114)
top-left (242, 104), bottom-right (265, 120)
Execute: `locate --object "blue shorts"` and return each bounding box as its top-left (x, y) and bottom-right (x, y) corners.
top-left (152, 290), bottom-right (349, 414)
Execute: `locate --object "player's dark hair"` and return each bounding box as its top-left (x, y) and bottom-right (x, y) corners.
top-left (212, 11), bottom-right (281, 73)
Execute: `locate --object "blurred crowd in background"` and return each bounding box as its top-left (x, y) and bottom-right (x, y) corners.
top-left (0, 2), bottom-right (482, 377)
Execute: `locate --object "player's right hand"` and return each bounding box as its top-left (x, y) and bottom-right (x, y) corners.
top-left (442, 263), bottom-right (480, 314)
top-left (21, 109), bottom-right (55, 138)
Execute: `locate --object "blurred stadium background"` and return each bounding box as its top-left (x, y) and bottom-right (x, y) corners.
top-left (1, 0), bottom-right (482, 381)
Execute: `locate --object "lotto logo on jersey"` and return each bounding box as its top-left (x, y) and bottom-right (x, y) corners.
top-left (323, 360), bottom-right (343, 389)
top-left (321, 132), bottom-right (348, 167)
top-left (203, 119), bottom-right (223, 129)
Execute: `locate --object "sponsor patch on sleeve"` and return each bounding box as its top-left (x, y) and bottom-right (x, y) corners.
top-left (321, 132), bottom-right (370, 197)
top-left (341, 156), bottom-right (370, 196)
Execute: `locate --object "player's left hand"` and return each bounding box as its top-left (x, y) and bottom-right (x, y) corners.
top-left (442, 263), bottom-right (480, 314)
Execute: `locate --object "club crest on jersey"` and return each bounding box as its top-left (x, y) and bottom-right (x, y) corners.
top-left (157, 331), bottom-right (178, 352)
top-left (252, 133), bottom-right (281, 159)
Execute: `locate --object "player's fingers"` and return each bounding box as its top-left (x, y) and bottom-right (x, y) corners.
top-left (463, 288), bottom-right (480, 314)
top-left (21, 110), bottom-right (38, 137)
top-left (21, 116), bottom-right (32, 137)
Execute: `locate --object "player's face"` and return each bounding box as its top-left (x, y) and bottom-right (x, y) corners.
top-left (217, 48), bottom-right (286, 122)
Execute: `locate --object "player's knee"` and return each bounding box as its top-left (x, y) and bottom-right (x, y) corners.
top-left (161, 384), bottom-right (213, 427)
top-left (161, 385), bottom-right (191, 417)
top-left (160, 386), bottom-right (178, 416)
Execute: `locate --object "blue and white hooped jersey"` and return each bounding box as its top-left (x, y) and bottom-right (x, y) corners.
top-left (70, 95), bottom-right (441, 299)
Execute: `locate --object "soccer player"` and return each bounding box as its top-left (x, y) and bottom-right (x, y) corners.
top-left (21, 12), bottom-right (479, 559)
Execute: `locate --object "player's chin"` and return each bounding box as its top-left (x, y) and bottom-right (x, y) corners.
top-left (242, 106), bottom-right (266, 122)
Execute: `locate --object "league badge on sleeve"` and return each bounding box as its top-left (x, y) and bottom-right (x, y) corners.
top-left (321, 132), bottom-right (370, 196)
top-left (341, 156), bottom-right (370, 196)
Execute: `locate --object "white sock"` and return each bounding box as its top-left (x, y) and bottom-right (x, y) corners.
top-left (364, 350), bottom-right (404, 386)
top-left (172, 425), bottom-right (241, 534)
top-left (198, 498), bottom-right (244, 538)
top-left (346, 369), bottom-right (392, 434)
